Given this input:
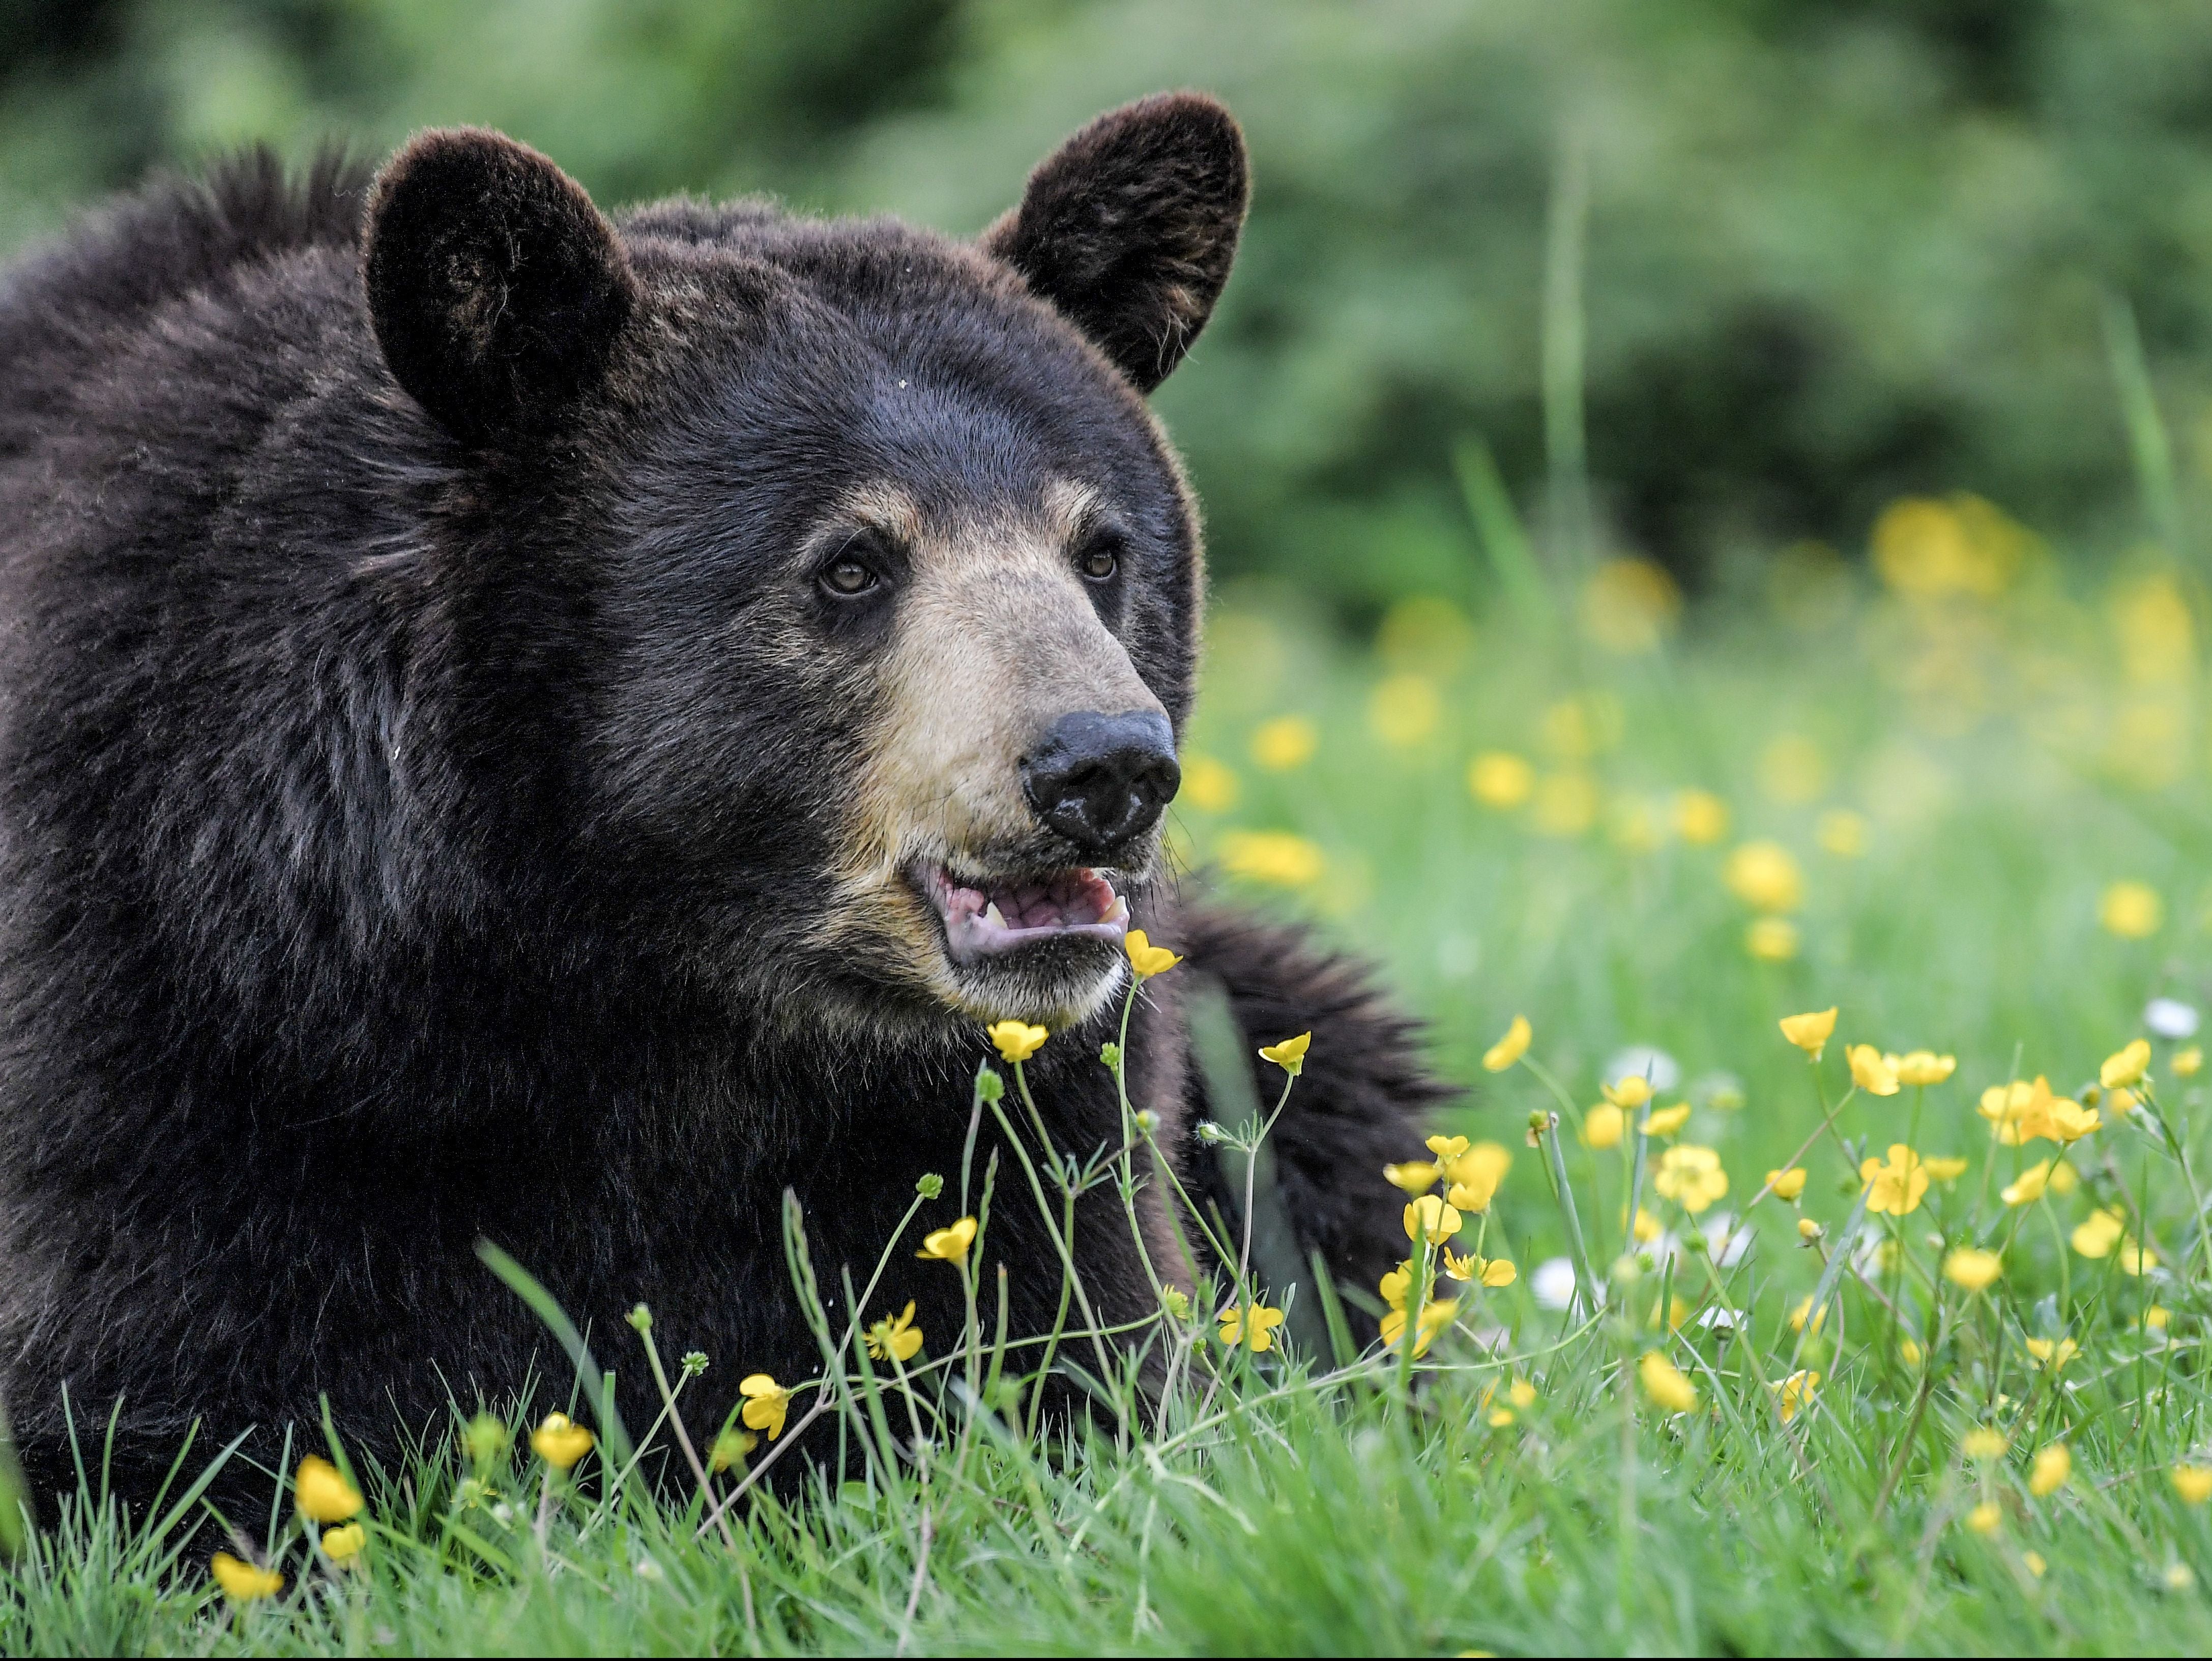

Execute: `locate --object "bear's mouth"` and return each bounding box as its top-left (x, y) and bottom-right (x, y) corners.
top-left (917, 862), bottom-right (1129, 966)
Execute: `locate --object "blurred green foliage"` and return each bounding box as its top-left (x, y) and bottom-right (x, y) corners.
top-left (7, 0), bottom-right (2212, 620)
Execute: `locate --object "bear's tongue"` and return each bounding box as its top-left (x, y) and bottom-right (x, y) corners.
top-left (929, 865), bottom-right (1129, 965)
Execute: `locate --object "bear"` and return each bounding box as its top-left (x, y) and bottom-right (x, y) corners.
top-left (0, 93), bottom-right (1449, 1512)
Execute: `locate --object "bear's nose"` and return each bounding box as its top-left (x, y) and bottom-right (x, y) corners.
top-left (1021, 710), bottom-right (1181, 856)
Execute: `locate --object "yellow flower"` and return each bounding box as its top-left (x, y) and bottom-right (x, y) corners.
top-left (1404, 1193), bottom-right (1464, 1243)
top-left (2101, 1038), bottom-right (2151, 1089)
top-left (2047, 1160), bottom-right (2079, 1194)
top-left (2001, 1161), bottom-right (2053, 1206)
top-left (1453, 1254), bottom-right (1518, 1288)
top-left (1890, 1051), bottom-right (1957, 1086)
top-left (1779, 1008), bottom-right (1839, 1060)
top-left (2171, 1466), bottom-right (2212, 1505)
top-left (2100, 881), bottom-right (2163, 939)
top-left (1250, 714), bottom-right (1318, 771)
top-left (293, 1455), bottom-right (363, 1524)
top-left (1642, 1102), bottom-right (1692, 1137)
top-left (2174, 1045), bottom-right (2203, 1079)
top-left (1789, 1296), bottom-right (1828, 1335)
top-left (1847, 1044), bottom-right (1900, 1097)
top-left (1510, 1379), bottom-right (1538, 1409)
top-left (2028, 1443), bottom-right (2071, 1497)
top-left (1531, 771), bottom-right (1600, 836)
top-left (2024, 1550), bottom-right (2047, 1579)
top-left (2071, 1208), bottom-right (2124, 1260)
top-left (2024, 1337), bottom-right (2079, 1371)
top-left (1179, 752), bottom-right (1238, 812)
top-left (1160, 1286), bottom-right (1191, 1322)
top-left (709, 1428), bottom-right (757, 1472)
top-left (1441, 1248), bottom-right (1473, 1281)
top-left (1978, 1076), bottom-right (2100, 1146)
top-left (1123, 929), bottom-right (1181, 980)
top-left (1724, 840), bottom-right (1803, 913)
top-left (2119, 1237), bottom-right (2159, 1275)
top-left (1966, 1501), bottom-right (2001, 1535)
top-left (1603, 1075), bottom-right (1651, 1110)
top-left (1217, 1302), bottom-right (1287, 1353)
top-left (1380, 1296), bottom-right (1459, 1358)
top-left (1445, 1180), bottom-right (1494, 1214)
top-left (1797, 1216), bottom-right (1822, 1240)
top-left (1426, 1134), bottom-right (1470, 1161)
top-left (1943, 1248), bottom-right (2003, 1292)
top-left (2137, 1305), bottom-right (2170, 1335)
top-left (531, 1412), bottom-right (595, 1471)
top-left (1674, 788), bottom-right (1730, 844)
top-left (1923, 1156), bottom-right (1969, 1182)
top-left (1380, 1262), bottom-right (1412, 1309)
top-left (987, 1020), bottom-right (1047, 1063)
top-left (916, 1215), bottom-right (978, 1266)
top-left (1368, 673), bottom-right (1441, 747)
top-left (1860, 1145), bottom-right (1929, 1216)
top-left (1443, 1142), bottom-right (1511, 1194)
top-left (211, 1553), bottom-right (284, 1602)
top-left (1816, 808), bottom-right (1869, 858)
top-left (1768, 1369), bottom-right (1820, 1424)
top-left (1481, 1015), bottom-right (1531, 1071)
top-left (1745, 917), bottom-right (1801, 961)
top-left (1962, 1427), bottom-right (2007, 1461)
top-left (1384, 1160), bottom-right (1440, 1195)
top-left (1258, 1031), bottom-right (1311, 1075)
top-left (1582, 1103), bottom-right (1625, 1149)
top-left (1633, 1207), bottom-right (1663, 1243)
top-left (1900, 1338), bottom-right (1924, 1367)
top-left (1469, 751), bottom-right (1535, 809)
top-left (1653, 1145), bottom-right (1728, 1213)
top-left (1638, 1351), bottom-right (1698, 1414)
top-left (321, 1524), bottom-right (365, 1562)
top-left (1219, 830), bottom-right (1324, 887)
top-left (743, 1380), bottom-right (796, 1442)
top-left (865, 1301), bottom-right (923, 1363)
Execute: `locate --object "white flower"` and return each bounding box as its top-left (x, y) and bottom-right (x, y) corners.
top-left (1702, 1213), bottom-right (1753, 1268)
top-left (2146, 997), bottom-right (2200, 1039)
top-left (1695, 1306), bottom-right (1743, 1333)
top-left (1531, 1256), bottom-right (1580, 1311)
top-left (1605, 1046), bottom-right (1681, 1093)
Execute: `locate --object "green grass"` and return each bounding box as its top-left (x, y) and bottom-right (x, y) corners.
top-left (10, 525), bottom-right (2212, 1655)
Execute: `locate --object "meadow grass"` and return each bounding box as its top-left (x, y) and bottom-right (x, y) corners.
top-left (8, 501), bottom-right (2212, 1654)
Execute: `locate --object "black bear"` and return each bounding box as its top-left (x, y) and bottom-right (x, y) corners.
top-left (0, 93), bottom-right (1446, 1507)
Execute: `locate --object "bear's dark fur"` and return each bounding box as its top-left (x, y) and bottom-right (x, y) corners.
top-left (0, 95), bottom-right (1447, 1511)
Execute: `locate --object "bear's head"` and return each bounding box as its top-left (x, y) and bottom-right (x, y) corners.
top-left (359, 96), bottom-right (1247, 1038)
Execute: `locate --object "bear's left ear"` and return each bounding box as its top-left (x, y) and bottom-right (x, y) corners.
top-left (363, 128), bottom-right (636, 449)
top-left (981, 92), bottom-right (1248, 393)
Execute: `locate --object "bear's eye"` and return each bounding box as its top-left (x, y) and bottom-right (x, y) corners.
top-left (1077, 537), bottom-right (1122, 582)
top-left (820, 558), bottom-right (879, 598)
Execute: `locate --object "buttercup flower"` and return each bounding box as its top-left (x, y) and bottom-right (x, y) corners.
top-left (1482, 1015), bottom-right (1531, 1071)
top-left (1962, 1427), bottom-right (2007, 1461)
top-left (531, 1412), bottom-right (595, 1471)
top-left (2102, 1038), bottom-right (2151, 1089)
top-left (1443, 1141), bottom-right (1512, 1197)
top-left (1923, 1155), bottom-right (1969, 1182)
top-left (710, 1428), bottom-right (757, 1472)
top-left (1638, 1350), bottom-right (1698, 1414)
top-left (1603, 1075), bottom-right (1651, 1110)
top-left (1445, 1180), bottom-right (1494, 1213)
top-left (1220, 830), bottom-right (1324, 886)
top-left (1746, 917), bottom-right (1800, 961)
top-left (916, 1215), bottom-right (977, 1266)
top-left (1250, 714), bottom-right (1318, 771)
top-left (293, 1455), bottom-right (363, 1524)
top-left (739, 1380), bottom-right (792, 1442)
top-left (1966, 1501), bottom-right (2001, 1535)
top-left (2024, 1337), bottom-right (2079, 1371)
top-left (2072, 1208), bottom-right (2124, 1260)
top-left (1384, 1160), bottom-right (1440, 1194)
top-left (1674, 789), bottom-right (1730, 844)
top-left (1860, 1145), bottom-right (1929, 1216)
top-left (1847, 1044), bottom-right (1901, 1096)
top-left (2171, 1466), bottom-right (2212, 1504)
top-left (1582, 1103), bottom-right (1625, 1150)
top-left (211, 1553), bottom-right (284, 1602)
top-left (1766, 1167), bottom-right (1808, 1202)
top-left (1816, 808), bottom-right (1869, 858)
top-left (987, 1020), bottom-right (1047, 1064)
top-left (1426, 1134), bottom-right (1470, 1162)
top-left (321, 1524), bottom-right (365, 1562)
top-left (1642, 1102), bottom-right (1691, 1137)
top-left (1470, 751), bottom-right (1535, 809)
top-left (2028, 1442), bottom-right (2072, 1497)
top-left (1123, 930), bottom-right (1181, 980)
top-left (1217, 1302), bottom-right (1286, 1353)
top-left (1654, 1145), bottom-right (1729, 1213)
top-left (1443, 1250), bottom-right (1516, 1287)
top-left (1943, 1248), bottom-right (2003, 1292)
top-left (2001, 1161), bottom-right (2053, 1206)
top-left (1769, 1369), bottom-right (1819, 1423)
top-left (1779, 1007), bottom-right (1838, 1060)
top-left (1259, 1031), bottom-right (1311, 1075)
top-left (1889, 1051), bottom-right (1957, 1086)
top-left (865, 1301), bottom-right (924, 1363)
top-left (1380, 1296), bottom-right (1458, 1358)
top-left (1404, 1193), bottom-right (1464, 1243)
top-left (1789, 1296), bottom-right (1827, 1335)
top-left (2174, 1046), bottom-right (2203, 1079)
top-left (1725, 840), bottom-right (1803, 912)
top-left (1797, 1216), bottom-right (1822, 1240)
top-left (2100, 881), bottom-right (2162, 939)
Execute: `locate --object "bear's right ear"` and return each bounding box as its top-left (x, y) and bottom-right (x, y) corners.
top-left (981, 93), bottom-right (1248, 393)
top-left (363, 129), bottom-right (635, 449)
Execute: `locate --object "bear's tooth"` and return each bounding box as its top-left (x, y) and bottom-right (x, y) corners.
top-left (984, 902), bottom-right (1008, 931)
top-left (1102, 894), bottom-right (1129, 925)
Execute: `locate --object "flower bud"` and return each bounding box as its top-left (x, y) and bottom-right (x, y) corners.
top-left (916, 1172), bottom-right (944, 1199)
top-left (626, 1303), bottom-right (652, 1334)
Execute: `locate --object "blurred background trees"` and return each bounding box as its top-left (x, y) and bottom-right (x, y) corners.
top-left (5, 0), bottom-right (2210, 624)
